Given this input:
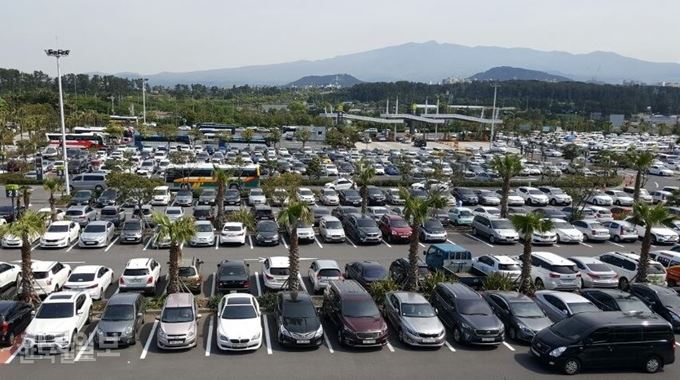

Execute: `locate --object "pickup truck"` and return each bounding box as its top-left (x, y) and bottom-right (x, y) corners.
top-left (423, 242), bottom-right (485, 288)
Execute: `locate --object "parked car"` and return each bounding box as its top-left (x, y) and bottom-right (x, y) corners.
top-left (189, 220), bottom-right (216, 247)
top-left (63, 265), bottom-right (114, 300)
top-left (65, 205), bottom-right (97, 226)
top-left (307, 259), bottom-right (342, 293)
top-left (262, 256), bottom-right (289, 290)
top-left (538, 186), bottom-right (572, 206)
top-left (78, 221), bottom-right (115, 248)
top-left (377, 214), bottom-right (411, 243)
top-left (31, 260), bottom-right (71, 296)
top-left (420, 218), bottom-right (447, 242)
top-left (95, 188), bottom-right (119, 207)
top-left (120, 219), bottom-right (144, 244)
top-left (275, 291), bottom-right (324, 347)
top-left (534, 290), bottom-right (599, 322)
top-left (388, 257), bottom-right (430, 287)
top-left (0, 300), bottom-right (32, 346)
top-left (178, 257), bottom-right (203, 294)
top-left (517, 186), bottom-right (549, 206)
top-left (383, 291), bottom-right (445, 347)
top-left (150, 186), bottom-right (172, 206)
top-left (471, 215), bottom-right (519, 244)
top-left (448, 207), bottom-right (474, 226)
top-left (580, 288), bottom-right (651, 313)
top-left (118, 258), bottom-right (161, 295)
top-left (94, 293), bottom-right (145, 347)
top-left (174, 190), bottom-right (194, 207)
top-left (344, 261), bottom-right (388, 289)
top-left (192, 205), bottom-right (215, 222)
top-left (319, 188), bottom-right (340, 206)
top-left (625, 217), bottom-right (680, 245)
top-left (483, 291), bottom-right (552, 343)
top-left (215, 260), bottom-right (250, 294)
top-left (215, 293), bottom-right (262, 351)
top-left (318, 216), bottom-right (346, 243)
top-left (649, 250), bottom-right (680, 286)
top-left (254, 220), bottom-right (280, 246)
top-left (566, 256), bottom-right (618, 288)
top-left (629, 283), bottom-right (680, 332)
top-left (156, 293), bottom-right (201, 350)
top-left (598, 251), bottom-right (666, 290)
top-left (526, 251), bottom-right (580, 291)
top-left (0, 262), bottom-right (21, 292)
top-left (572, 219), bottom-right (610, 242)
top-left (344, 215), bottom-right (382, 245)
top-left (550, 218), bottom-right (584, 243)
top-left (338, 189), bottom-right (362, 207)
top-left (70, 190), bottom-right (94, 206)
top-left (219, 222), bottom-right (247, 245)
top-left (472, 255), bottom-right (521, 280)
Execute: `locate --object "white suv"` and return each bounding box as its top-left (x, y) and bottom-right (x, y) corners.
top-left (598, 251), bottom-right (667, 290)
top-left (23, 291), bottom-right (92, 353)
top-left (32, 261), bottom-right (72, 296)
top-left (307, 259), bottom-right (342, 293)
top-left (472, 255), bottom-right (521, 280)
top-left (517, 186), bottom-right (549, 206)
top-left (538, 187), bottom-right (572, 206)
top-left (119, 258), bottom-right (162, 295)
top-left (262, 256), bottom-right (290, 290)
top-left (526, 251), bottom-right (581, 291)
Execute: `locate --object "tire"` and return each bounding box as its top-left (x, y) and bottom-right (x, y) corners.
top-left (549, 199), bottom-right (556, 206)
top-left (643, 356), bottom-right (663, 373)
top-left (508, 327), bottom-right (517, 341)
top-left (337, 329), bottom-right (345, 347)
top-left (562, 357), bottom-right (581, 375)
top-left (471, 227), bottom-right (477, 236)
top-left (535, 278), bottom-right (545, 290)
top-left (452, 327), bottom-right (462, 343)
top-left (615, 200), bottom-right (621, 206)
top-left (69, 331), bottom-right (77, 352)
top-left (397, 329), bottom-right (404, 343)
top-left (613, 235), bottom-right (621, 243)
top-left (618, 277), bottom-right (630, 291)
top-left (489, 235), bottom-right (495, 244)
top-left (556, 234), bottom-right (562, 243)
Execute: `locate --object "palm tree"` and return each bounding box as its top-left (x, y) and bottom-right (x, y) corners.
top-left (227, 207), bottom-right (256, 233)
top-left (400, 188), bottom-right (448, 291)
top-left (212, 166), bottom-right (233, 229)
top-left (151, 213), bottom-right (196, 294)
top-left (0, 210), bottom-right (47, 304)
top-left (354, 160), bottom-right (376, 214)
top-left (277, 201), bottom-right (313, 291)
top-left (511, 212), bottom-right (554, 294)
top-left (489, 154), bottom-right (523, 218)
top-left (626, 149), bottom-right (655, 202)
top-left (630, 203), bottom-right (674, 285)
top-left (43, 177), bottom-right (64, 222)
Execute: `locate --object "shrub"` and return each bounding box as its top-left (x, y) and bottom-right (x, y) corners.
top-left (483, 273), bottom-right (518, 291)
top-left (367, 278), bottom-right (400, 305)
top-left (420, 270), bottom-right (453, 299)
top-left (206, 294), bottom-right (222, 310)
top-left (257, 292), bottom-right (278, 313)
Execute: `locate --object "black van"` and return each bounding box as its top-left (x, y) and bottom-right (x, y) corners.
top-left (531, 311), bottom-right (675, 375)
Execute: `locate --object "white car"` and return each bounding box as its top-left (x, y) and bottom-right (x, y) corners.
top-left (32, 260), bottom-right (72, 296)
top-left (649, 164), bottom-right (674, 176)
top-left (319, 188), bottom-right (340, 206)
top-left (119, 258), bottom-right (162, 295)
top-left (0, 261), bottom-right (21, 291)
top-left (190, 220), bottom-right (216, 246)
top-left (2, 230), bottom-right (40, 248)
top-left (318, 216), bottom-right (346, 243)
top-left (517, 186), bottom-right (549, 206)
top-left (600, 220), bottom-right (638, 243)
top-left (588, 205), bottom-right (614, 221)
top-left (472, 206), bottom-right (501, 217)
top-left (307, 259), bottom-right (342, 293)
top-left (572, 219), bottom-right (610, 241)
top-left (538, 187), bottom-right (572, 206)
top-left (527, 229), bottom-right (558, 245)
top-left (63, 265), bottom-right (114, 300)
top-left (151, 186), bottom-right (172, 206)
top-left (471, 255), bottom-right (521, 280)
top-left (219, 222), bottom-right (247, 245)
top-left (165, 206), bottom-right (184, 221)
top-left (262, 256), bottom-right (290, 290)
top-left (40, 221), bottom-right (80, 248)
top-left (247, 188), bottom-right (267, 206)
top-left (296, 188), bottom-right (316, 205)
top-left (498, 190), bottom-right (525, 207)
top-left (323, 164), bottom-right (339, 176)
top-left (586, 191), bottom-right (613, 206)
top-left (324, 178), bottom-right (354, 191)
top-left (567, 256), bottom-right (619, 288)
top-left (625, 218), bottom-right (680, 245)
top-left (599, 251), bottom-right (667, 289)
top-left (78, 221), bottom-right (115, 248)
top-left (22, 291), bottom-right (92, 353)
top-left (603, 190), bottom-right (634, 206)
top-left (215, 293), bottom-right (262, 351)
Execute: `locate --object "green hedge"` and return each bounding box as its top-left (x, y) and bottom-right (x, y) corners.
top-left (0, 173), bottom-right (43, 185)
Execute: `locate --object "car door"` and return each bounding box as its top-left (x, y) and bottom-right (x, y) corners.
top-left (541, 295), bottom-right (568, 321)
top-left (582, 328), bottom-right (615, 368)
top-left (488, 294), bottom-right (512, 325)
top-left (308, 262), bottom-right (318, 288)
top-left (98, 266), bottom-right (112, 290)
top-left (75, 294), bottom-right (88, 330)
top-left (385, 294), bottom-right (401, 328)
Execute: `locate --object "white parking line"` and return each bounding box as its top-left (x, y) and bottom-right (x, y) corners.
top-left (464, 233), bottom-right (494, 248)
top-left (446, 239), bottom-right (457, 245)
top-left (418, 242), bottom-right (426, 248)
top-left (323, 331), bottom-right (334, 353)
top-left (655, 181), bottom-right (659, 189)
top-left (282, 237), bottom-right (289, 249)
top-left (205, 315), bottom-right (213, 357)
top-left (382, 240), bottom-right (392, 248)
top-left (608, 241), bottom-right (624, 248)
top-left (314, 236), bottom-right (323, 249)
top-left (248, 235), bottom-right (254, 250)
top-left (347, 238), bottom-right (357, 248)
top-left (675, 342), bottom-right (680, 347)
top-left (104, 237), bottom-right (119, 252)
top-left (298, 274), bottom-right (308, 293)
top-left (579, 242), bottom-right (593, 248)
top-left (4, 341), bottom-right (22, 364)
top-left (553, 244), bottom-right (561, 248)
top-left (211, 272), bottom-right (216, 297)
top-left (262, 315), bottom-right (273, 355)
top-left (503, 341), bottom-right (516, 352)
top-left (444, 341), bottom-right (456, 352)
top-left (74, 331), bottom-right (96, 361)
top-left (143, 236), bottom-right (153, 251)
top-left (140, 320), bottom-right (159, 360)
top-left (386, 341), bottom-right (395, 352)
top-left (66, 241), bottom-right (79, 252)
top-left (31, 243), bottom-right (39, 251)
top-left (214, 238), bottom-right (219, 250)
top-left (254, 272), bottom-right (262, 297)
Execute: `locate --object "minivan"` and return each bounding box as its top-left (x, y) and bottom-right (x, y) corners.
top-left (531, 311), bottom-right (675, 374)
top-left (70, 173), bottom-right (107, 192)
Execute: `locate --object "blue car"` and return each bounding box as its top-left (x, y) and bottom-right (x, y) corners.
top-left (385, 165), bottom-right (400, 176)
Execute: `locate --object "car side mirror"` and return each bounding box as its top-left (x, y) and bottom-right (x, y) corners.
top-left (196, 313), bottom-right (203, 319)
top-left (31, 310), bottom-right (36, 316)
top-left (137, 312), bottom-right (143, 318)
top-left (155, 315), bottom-right (160, 321)
top-left (433, 307), bottom-right (439, 315)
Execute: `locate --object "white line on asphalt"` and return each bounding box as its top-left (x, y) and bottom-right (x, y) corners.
top-left (553, 244), bottom-right (561, 248)
top-left (104, 237), bottom-right (119, 252)
top-left (579, 242), bottom-right (593, 248)
top-left (180, 242), bottom-right (184, 250)
top-left (608, 241), bottom-right (625, 248)
top-left (347, 238), bottom-right (357, 248)
top-left (205, 315), bottom-right (213, 357)
top-left (4, 341), bottom-right (22, 364)
top-left (211, 272), bottom-right (216, 297)
top-left (444, 341), bottom-right (456, 352)
top-left (386, 342), bottom-right (395, 352)
top-left (254, 272), bottom-right (263, 297)
top-left (676, 342), bottom-right (680, 347)
top-left (31, 243), bottom-right (39, 251)
top-left (446, 239), bottom-right (456, 245)
top-left (74, 331), bottom-right (96, 361)
top-left (418, 242), bottom-right (426, 248)
top-left (655, 181), bottom-right (659, 189)
top-left (503, 341), bottom-right (516, 352)
top-left (214, 237), bottom-right (219, 250)
top-left (464, 233), bottom-right (494, 248)
top-left (262, 315), bottom-right (273, 355)
top-left (282, 237), bottom-right (289, 249)
top-left (66, 241), bottom-right (79, 253)
top-left (323, 331), bottom-right (334, 353)
top-left (298, 274), bottom-right (308, 294)
top-left (248, 235), bottom-right (254, 250)
top-left (140, 320), bottom-right (159, 360)
top-left (382, 240), bottom-right (392, 248)
top-left (143, 236), bottom-right (153, 251)
top-left (314, 236), bottom-right (323, 249)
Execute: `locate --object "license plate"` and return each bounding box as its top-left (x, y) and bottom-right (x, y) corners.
top-left (422, 338), bottom-right (436, 343)
top-left (296, 339), bottom-right (310, 344)
top-left (481, 337), bottom-right (494, 342)
top-left (363, 339), bottom-right (376, 344)
top-left (126, 237), bottom-right (136, 241)
top-left (86, 241), bottom-right (96, 245)
top-left (169, 339), bottom-right (183, 344)
top-left (233, 343), bottom-right (246, 348)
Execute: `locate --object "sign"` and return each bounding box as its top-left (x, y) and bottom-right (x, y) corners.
top-left (5, 184), bottom-right (19, 199)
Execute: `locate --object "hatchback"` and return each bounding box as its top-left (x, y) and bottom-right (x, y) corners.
top-left (156, 293), bottom-right (201, 350)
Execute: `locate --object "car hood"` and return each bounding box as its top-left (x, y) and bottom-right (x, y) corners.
top-left (461, 314), bottom-right (502, 330)
top-left (342, 315), bottom-right (385, 332)
top-left (160, 321), bottom-right (195, 335)
top-left (282, 316), bottom-right (321, 334)
top-left (517, 316), bottom-right (553, 332)
top-left (26, 318), bottom-right (74, 335)
top-left (43, 232), bottom-right (68, 240)
top-left (80, 232), bottom-right (105, 240)
top-left (535, 326), bottom-right (572, 347)
top-left (257, 230), bottom-right (278, 237)
top-left (651, 227), bottom-right (677, 235)
top-left (193, 231), bottom-right (215, 239)
top-left (324, 228), bottom-right (345, 235)
top-left (98, 319), bottom-right (135, 333)
top-left (391, 226), bottom-right (412, 234)
top-left (496, 229), bottom-right (518, 236)
top-left (359, 227), bottom-right (381, 234)
top-left (217, 317), bottom-right (261, 338)
top-left (402, 316), bottom-right (444, 334)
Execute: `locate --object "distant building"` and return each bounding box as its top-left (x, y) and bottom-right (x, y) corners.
top-left (589, 112), bottom-right (602, 121)
top-left (609, 114), bottom-right (625, 129)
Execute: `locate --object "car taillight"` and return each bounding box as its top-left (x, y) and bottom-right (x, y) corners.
top-left (549, 272), bottom-right (561, 278)
top-left (589, 272), bottom-right (599, 279)
top-left (1, 321), bottom-right (8, 334)
top-left (147, 277), bottom-right (153, 284)
top-left (243, 280), bottom-right (250, 288)
top-left (264, 274), bottom-right (274, 280)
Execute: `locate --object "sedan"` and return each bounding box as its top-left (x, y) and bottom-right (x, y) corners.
top-left (344, 261), bottom-right (388, 289)
top-left (78, 221), bottom-right (115, 248)
top-left (219, 222), bottom-right (247, 245)
top-left (448, 207), bottom-right (474, 226)
top-left (567, 256), bottom-right (618, 288)
top-left (550, 218), bottom-right (583, 244)
top-left (533, 290), bottom-right (600, 322)
top-left (189, 220), bottom-right (216, 247)
top-left (420, 219), bottom-right (447, 242)
top-left (275, 292), bottom-right (324, 347)
top-left (254, 220), bottom-right (280, 246)
top-left (198, 188), bottom-right (217, 205)
top-left (580, 288), bottom-right (652, 313)
top-left (40, 221), bottom-right (80, 248)
top-left (215, 293), bottom-right (262, 351)
top-left (307, 259), bottom-right (342, 293)
top-left (483, 291), bottom-right (552, 343)
top-left (572, 219), bottom-right (610, 242)
top-left (63, 265), bottom-right (114, 300)
top-left (215, 260), bottom-right (250, 294)
top-left (383, 291), bottom-right (445, 347)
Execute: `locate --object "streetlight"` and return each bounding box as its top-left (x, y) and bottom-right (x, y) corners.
top-left (142, 78), bottom-right (148, 124)
top-left (45, 48), bottom-right (71, 195)
top-left (489, 84), bottom-right (499, 150)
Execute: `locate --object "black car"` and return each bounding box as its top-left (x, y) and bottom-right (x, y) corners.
top-left (629, 283), bottom-right (680, 331)
top-left (70, 190), bottom-right (94, 206)
top-left (275, 292), bottom-right (323, 347)
top-left (0, 300), bottom-right (32, 345)
top-left (430, 282), bottom-right (504, 345)
top-left (312, 207), bottom-right (330, 227)
top-left (338, 189), bottom-right (362, 207)
top-left (255, 220), bottom-right (280, 246)
top-left (96, 188), bottom-right (119, 207)
top-left (198, 188), bottom-right (217, 206)
top-left (216, 260), bottom-right (250, 293)
top-left (389, 257), bottom-right (430, 287)
top-left (531, 312), bottom-right (675, 375)
top-left (252, 205), bottom-right (275, 221)
top-left (580, 288), bottom-right (652, 313)
top-left (452, 188), bottom-right (478, 205)
top-left (344, 261), bottom-right (388, 289)
top-left (483, 291), bottom-right (552, 343)
top-left (193, 205), bottom-right (215, 221)
top-left (367, 187), bottom-right (386, 206)
top-left (331, 206), bottom-right (360, 222)
top-left (0, 205), bottom-right (22, 223)
top-left (224, 189), bottom-right (241, 206)
top-left (344, 215), bottom-right (382, 244)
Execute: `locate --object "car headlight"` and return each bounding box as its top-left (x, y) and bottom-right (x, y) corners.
top-left (252, 331), bottom-right (261, 340)
top-left (187, 328), bottom-right (195, 338)
top-left (158, 329), bottom-right (167, 339)
top-left (314, 325), bottom-right (324, 337)
top-left (549, 346), bottom-right (567, 357)
top-left (404, 326), bottom-right (417, 336)
top-left (518, 323), bottom-right (533, 334)
top-left (460, 322), bottom-right (471, 331)
top-left (123, 326), bottom-right (133, 335)
top-left (256, 234), bottom-right (263, 240)
top-left (670, 311), bottom-right (680, 322)
top-left (280, 325), bottom-right (291, 337)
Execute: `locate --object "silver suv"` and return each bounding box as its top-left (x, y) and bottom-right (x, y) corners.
top-left (156, 293), bottom-right (201, 350)
top-left (471, 215), bottom-right (519, 244)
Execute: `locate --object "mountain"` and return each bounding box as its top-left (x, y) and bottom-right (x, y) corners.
top-left (469, 66), bottom-right (571, 82)
top-left (126, 41), bottom-right (680, 86)
top-left (286, 74), bottom-right (363, 88)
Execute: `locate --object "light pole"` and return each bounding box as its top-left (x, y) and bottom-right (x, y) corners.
top-left (142, 78), bottom-right (148, 124)
top-left (489, 84), bottom-right (499, 150)
top-left (45, 48), bottom-right (71, 195)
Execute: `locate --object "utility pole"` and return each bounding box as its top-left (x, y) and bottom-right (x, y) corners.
top-left (489, 84), bottom-right (499, 150)
top-left (142, 78), bottom-right (148, 124)
top-left (109, 96), bottom-right (115, 115)
top-left (45, 48), bottom-right (71, 195)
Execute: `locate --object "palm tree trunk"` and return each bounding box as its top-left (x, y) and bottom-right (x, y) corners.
top-left (20, 234), bottom-right (37, 304)
top-left (638, 225), bottom-right (652, 283)
top-left (167, 243), bottom-right (181, 293)
top-left (288, 227), bottom-right (300, 291)
top-left (518, 233), bottom-right (533, 295)
top-left (360, 184), bottom-right (367, 215)
top-left (500, 178), bottom-right (510, 218)
top-left (406, 224), bottom-right (421, 291)
top-left (633, 170), bottom-right (642, 202)
top-left (215, 180), bottom-right (225, 229)
top-left (49, 191), bottom-right (57, 222)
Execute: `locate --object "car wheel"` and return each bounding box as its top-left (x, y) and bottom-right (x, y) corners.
top-left (489, 235), bottom-right (495, 244)
top-left (562, 357), bottom-right (580, 375)
top-left (337, 329), bottom-right (345, 346)
top-left (535, 278), bottom-right (545, 290)
top-left (618, 277), bottom-right (630, 290)
top-left (556, 234), bottom-right (561, 243)
top-left (452, 327), bottom-right (462, 343)
top-left (471, 227), bottom-right (477, 236)
top-left (69, 331), bottom-right (77, 352)
top-left (644, 356), bottom-right (663, 373)
top-left (580, 278), bottom-right (586, 289)
top-left (549, 199), bottom-right (556, 206)
top-left (615, 200), bottom-right (621, 206)
top-left (508, 327), bottom-right (517, 341)
top-left (613, 235), bottom-right (621, 243)
top-left (398, 329), bottom-right (404, 343)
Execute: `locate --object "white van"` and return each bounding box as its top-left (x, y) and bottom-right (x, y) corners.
top-left (150, 186), bottom-right (172, 206)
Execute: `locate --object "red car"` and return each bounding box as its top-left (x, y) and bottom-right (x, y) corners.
top-left (378, 214), bottom-right (412, 243)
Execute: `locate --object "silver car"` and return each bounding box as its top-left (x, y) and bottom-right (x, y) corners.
top-left (189, 220), bottom-right (216, 246)
top-left (382, 291), bottom-right (446, 347)
top-left (156, 293), bottom-right (201, 350)
top-left (78, 221), bottom-right (115, 248)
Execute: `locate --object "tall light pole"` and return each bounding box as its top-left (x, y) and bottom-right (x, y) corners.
top-left (45, 48), bottom-right (71, 195)
top-left (489, 84), bottom-right (499, 150)
top-left (142, 78), bottom-right (148, 124)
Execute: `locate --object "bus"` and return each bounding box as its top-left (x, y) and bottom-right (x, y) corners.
top-left (46, 133), bottom-right (105, 149)
top-left (164, 163), bottom-right (261, 190)
top-left (196, 123), bottom-right (237, 135)
top-left (133, 132), bottom-right (192, 149)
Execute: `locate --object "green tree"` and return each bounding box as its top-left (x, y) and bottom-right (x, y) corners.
top-left (354, 160), bottom-right (376, 214)
top-left (511, 212), bottom-right (554, 294)
top-left (489, 154), bottom-right (523, 218)
top-left (104, 123), bottom-right (124, 142)
top-left (276, 200), bottom-right (313, 291)
top-left (306, 156), bottom-right (322, 179)
top-left (400, 188), bottom-right (447, 291)
top-left (241, 128), bottom-right (255, 150)
top-left (625, 148), bottom-right (655, 202)
top-left (106, 172), bottom-right (163, 225)
top-left (151, 213), bottom-right (196, 294)
top-left (629, 203), bottom-right (674, 286)
top-left (295, 128), bottom-right (311, 149)
top-left (268, 127), bottom-right (282, 148)
top-left (227, 207), bottom-right (256, 232)
top-left (42, 177), bottom-right (64, 222)
top-left (0, 210), bottom-right (47, 304)
top-left (562, 144), bottom-right (584, 162)
top-left (213, 166), bottom-right (233, 229)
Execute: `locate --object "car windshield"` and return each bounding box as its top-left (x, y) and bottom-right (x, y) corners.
top-left (648, 263), bottom-right (666, 274)
top-left (224, 225), bottom-right (243, 232)
top-left (491, 220), bottom-right (514, 229)
top-left (345, 190), bottom-right (360, 197)
top-left (585, 263), bottom-right (611, 272)
top-left (196, 224), bottom-right (213, 232)
top-left (179, 267), bottom-right (196, 277)
top-left (401, 303), bottom-right (436, 317)
top-left (659, 292), bottom-right (680, 309)
top-left (178, 191), bottom-right (192, 197)
top-left (101, 304), bottom-right (135, 321)
top-left (458, 210), bottom-right (473, 217)
top-left (551, 265), bottom-right (577, 274)
top-left (616, 297), bottom-right (651, 312)
top-left (569, 302), bottom-right (599, 314)
top-left (123, 222), bottom-right (141, 230)
top-left (68, 273), bottom-right (95, 282)
top-left (226, 190), bottom-right (239, 197)
top-left (219, 264), bottom-right (246, 278)
top-left (324, 190), bottom-right (337, 196)
top-left (153, 190), bottom-right (167, 196)
top-left (66, 210), bottom-right (83, 216)
top-left (362, 266), bottom-right (387, 279)
top-left (510, 302), bottom-right (545, 318)
top-left (270, 267), bottom-right (289, 276)
top-left (390, 219), bottom-right (409, 228)
top-left (100, 208), bottom-right (117, 216)
top-left (357, 219), bottom-right (376, 228)
top-left (528, 189), bottom-right (542, 195)
top-left (221, 305), bottom-right (257, 319)
top-left (161, 306), bottom-right (194, 323)
top-left (201, 190), bottom-right (215, 197)
top-left (258, 223), bottom-right (277, 232)
top-left (318, 268), bottom-right (341, 277)
top-left (167, 209), bottom-right (181, 215)
top-left (283, 301), bottom-right (316, 318)
top-left (553, 221), bottom-right (573, 229)
top-left (324, 221), bottom-right (342, 229)
top-left (299, 189), bottom-right (313, 196)
top-left (457, 299), bottom-right (492, 315)
top-left (75, 191), bottom-right (90, 198)
top-left (123, 268), bottom-right (148, 276)
top-left (424, 220), bottom-right (443, 230)
top-left (84, 225), bottom-right (106, 233)
top-left (342, 300), bottom-right (380, 318)
top-left (47, 225), bottom-right (69, 233)
top-left (36, 303), bottom-right (73, 319)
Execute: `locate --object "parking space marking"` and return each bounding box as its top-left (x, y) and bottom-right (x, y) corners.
top-left (323, 331), bottom-right (334, 353)
top-left (143, 236), bottom-right (153, 251)
top-left (676, 342), bottom-right (680, 347)
top-left (418, 242), bottom-right (426, 248)
top-left (262, 315), bottom-right (273, 355)
top-left (446, 239), bottom-right (457, 245)
top-left (553, 243), bottom-right (561, 248)
top-left (104, 236), bottom-right (119, 252)
top-left (3, 340), bottom-right (22, 364)
top-left (254, 272), bottom-right (262, 297)
top-left (205, 315), bottom-right (213, 357)
top-left (248, 235), bottom-right (254, 250)
top-left (347, 238), bottom-right (357, 248)
top-left (608, 241), bottom-right (624, 248)
top-left (74, 331), bottom-right (96, 361)
top-left (382, 240), bottom-right (392, 248)
top-left (30, 243), bottom-right (39, 251)
top-left (140, 320), bottom-right (159, 360)
top-left (66, 240), bottom-right (79, 252)
top-left (211, 272), bottom-right (216, 297)
top-left (503, 341), bottom-right (516, 352)
top-left (282, 237), bottom-right (289, 249)
top-left (464, 233), bottom-right (494, 248)
top-left (314, 236), bottom-right (323, 249)
top-left (386, 341), bottom-right (395, 352)
top-left (579, 242), bottom-right (593, 248)
top-left (444, 341), bottom-right (456, 352)
top-left (214, 238), bottom-right (219, 250)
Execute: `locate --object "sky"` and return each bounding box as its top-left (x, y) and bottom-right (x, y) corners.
top-left (3, 0), bottom-right (679, 75)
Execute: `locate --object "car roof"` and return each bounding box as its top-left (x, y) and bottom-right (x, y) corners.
top-left (194, 220), bottom-right (213, 226)
top-left (71, 265), bottom-right (104, 274)
top-left (570, 311), bottom-right (671, 328)
top-left (390, 291), bottom-right (428, 304)
top-left (567, 256), bottom-right (603, 264)
top-left (108, 292), bottom-right (142, 305)
top-left (313, 259), bottom-right (340, 269)
top-left (533, 251), bottom-right (576, 265)
top-left (164, 292), bottom-right (194, 308)
top-left (440, 282), bottom-right (479, 299)
top-left (267, 256), bottom-right (289, 267)
top-left (126, 258), bottom-right (152, 268)
top-left (536, 290), bottom-right (589, 303)
top-left (280, 291), bottom-right (312, 303)
top-left (331, 279), bottom-right (370, 296)
top-left (488, 255), bottom-right (518, 264)
top-left (32, 260), bottom-right (58, 271)
top-left (632, 283), bottom-right (676, 295)
top-left (85, 221), bottom-right (110, 227)
top-left (430, 243), bottom-right (468, 253)
top-left (486, 290), bottom-right (532, 302)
